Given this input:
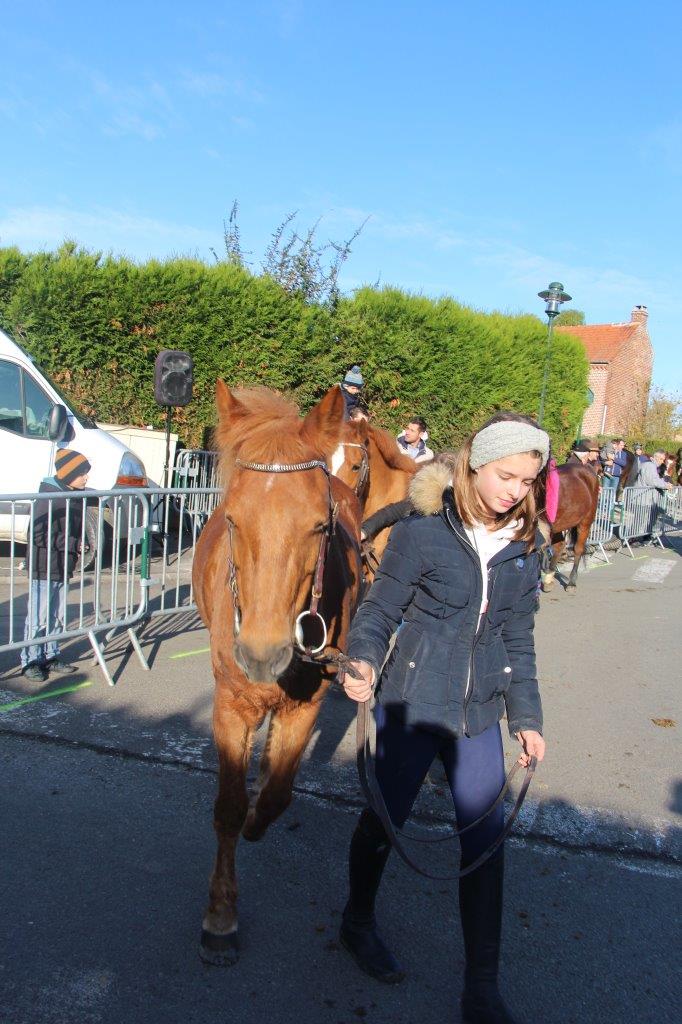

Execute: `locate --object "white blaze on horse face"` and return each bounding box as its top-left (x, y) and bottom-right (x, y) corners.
top-left (330, 444), bottom-right (345, 476)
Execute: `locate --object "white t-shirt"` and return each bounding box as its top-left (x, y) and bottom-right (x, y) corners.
top-left (463, 520), bottom-right (520, 617)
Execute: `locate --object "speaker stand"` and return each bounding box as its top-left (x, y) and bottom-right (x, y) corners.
top-left (163, 405), bottom-right (172, 489)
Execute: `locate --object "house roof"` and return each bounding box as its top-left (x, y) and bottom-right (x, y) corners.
top-left (555, 322), bottom-right (639, 363)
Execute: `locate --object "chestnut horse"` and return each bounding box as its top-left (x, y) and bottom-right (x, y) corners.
top-left (540, 462), bottom-right (600, 595)
top-left (334, 420), bottom-right (417, 563)
top-left (193, 383), bottom-right (362, 965)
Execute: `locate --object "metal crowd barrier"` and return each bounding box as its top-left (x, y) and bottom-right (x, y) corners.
top-left (0, 489), bottom-right (152, 686)
top-left (172, 449), bottom-right (221, 526)
top-left (586, 486), bottom-right (616, 562)
top-left (617, 485), bottom-right (681, 557)
top-left (142, 486), bottom-right (222, 618)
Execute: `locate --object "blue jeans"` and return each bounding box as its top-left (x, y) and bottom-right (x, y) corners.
top-left (603, 474), bottom-right (619, 490)
top-left (373, 704), bottom-right (505, 867)
top-left (20, 579), bottom-right (65, 668)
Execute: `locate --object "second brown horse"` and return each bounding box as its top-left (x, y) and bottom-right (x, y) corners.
top-left (540, 462), bottom-right (600, 594)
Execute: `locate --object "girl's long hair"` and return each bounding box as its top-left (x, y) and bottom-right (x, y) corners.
top-left (452, 411), bottom-right (549, 549)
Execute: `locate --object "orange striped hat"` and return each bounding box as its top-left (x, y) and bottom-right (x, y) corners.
top-left (55, 448), bottom-right (91, 486)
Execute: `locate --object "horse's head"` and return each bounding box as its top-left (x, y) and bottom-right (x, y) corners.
top-left (330, 418), bottom-right (370, 501)
top-left (216, 381), bottom-right (347, 684)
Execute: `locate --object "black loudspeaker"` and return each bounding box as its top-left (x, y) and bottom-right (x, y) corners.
top-left (154, 350), bottom-right (194, 407)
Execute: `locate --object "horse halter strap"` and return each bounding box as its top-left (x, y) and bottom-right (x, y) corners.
top-left (227, 458), bottom-right (339, 656)
top-left (340, 442), bottom-right (369, 497)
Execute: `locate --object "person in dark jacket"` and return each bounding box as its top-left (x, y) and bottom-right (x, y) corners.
top-left (20, 448), bottom-right (91, 682)
top-left (339, 365), bottom-right (365, 418)
top-left (361, 452), bottom-right (459, 542)
top-left (339, 412), bottom-right (548, 1024)
top-left (566, 437), bottom-right (600, 466)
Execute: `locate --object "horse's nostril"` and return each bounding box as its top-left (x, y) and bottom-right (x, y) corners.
top-left (233, 641), bottom-right (292, 682)
top-left (270, 645), bottom-right (293, 677)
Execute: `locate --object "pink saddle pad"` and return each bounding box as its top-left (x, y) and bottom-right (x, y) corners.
top-left (545, 459), bottom-right (560, 523)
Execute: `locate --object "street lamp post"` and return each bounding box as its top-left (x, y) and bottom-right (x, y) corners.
top-left (536, 282), bottom-right (572, 426)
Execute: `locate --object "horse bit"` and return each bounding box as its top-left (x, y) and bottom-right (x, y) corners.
top-left (226, 458), bottom-right (339, 656)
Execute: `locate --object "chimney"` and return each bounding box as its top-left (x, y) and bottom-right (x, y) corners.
top-left (631, 305), bottom-right (648, 324)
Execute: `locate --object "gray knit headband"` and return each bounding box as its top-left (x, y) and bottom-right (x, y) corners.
top-left (469, 421), bottom-right (550, 470)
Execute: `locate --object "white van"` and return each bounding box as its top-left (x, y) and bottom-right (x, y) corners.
top-left (0, 328), bottom-right (149, 554)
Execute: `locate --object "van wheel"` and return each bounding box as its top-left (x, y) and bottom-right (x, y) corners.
top-left (78, 508), bottom-right (99, 572)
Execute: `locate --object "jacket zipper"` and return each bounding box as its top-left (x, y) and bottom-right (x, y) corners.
top-left (444, 506), bottom-right (487, 735)
top-left (463, 567), bottom-right (497, 735)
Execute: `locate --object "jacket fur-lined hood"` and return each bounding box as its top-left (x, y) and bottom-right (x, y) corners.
top-left (409, 461), bottom-right (452, 515)
top-left (408, 459), bottom-right (551, 546)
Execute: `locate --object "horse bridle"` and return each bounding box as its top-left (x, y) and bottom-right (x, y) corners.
top-left (226, 458), bottom-right (339, 656)
top-left (340, 442), bottom-right (370, 498)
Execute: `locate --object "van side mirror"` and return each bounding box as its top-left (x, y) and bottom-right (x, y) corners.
top-left (48, 404), bottom-right (69, 441)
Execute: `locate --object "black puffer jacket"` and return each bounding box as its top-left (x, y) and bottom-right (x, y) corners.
top-left (347, 463), bottom-right (543, 739)
top-left (28, 479), bottom-right (84, 581)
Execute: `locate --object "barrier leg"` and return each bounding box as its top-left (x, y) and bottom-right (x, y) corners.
top-left (127, 627), bottom-right (150, 671)
top-left (88, 630), bottom-right (115, 687)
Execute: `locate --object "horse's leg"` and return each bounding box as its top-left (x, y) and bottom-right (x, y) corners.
top-left (541, 533), bottom-right (564, 591)
top-left (200, 705), bottom-right (255, 966)
top-left (567, 518), bottom-right (591, 593)
top-left (242, 696), bottom-right (324, 842)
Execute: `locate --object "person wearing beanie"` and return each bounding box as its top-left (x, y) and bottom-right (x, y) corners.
top-left (338, 411), bottom-right (547, 1024)
top-left (20, 448), bottom-right (92, 682)
top-left (339, 364), bottom-right (365, 418)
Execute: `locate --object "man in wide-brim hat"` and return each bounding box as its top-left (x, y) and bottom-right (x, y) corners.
top-left (566, 437), bottom-right (600, 466)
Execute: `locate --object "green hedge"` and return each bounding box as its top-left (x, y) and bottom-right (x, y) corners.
top-left (0, 244), bottom-right (589, 453)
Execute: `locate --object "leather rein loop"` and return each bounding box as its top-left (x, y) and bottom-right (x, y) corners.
top-left (299, 649), bottom-right (537, 880)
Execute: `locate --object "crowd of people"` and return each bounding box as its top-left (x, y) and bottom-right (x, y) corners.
top-left (339, 365), bottom-right (678, 490)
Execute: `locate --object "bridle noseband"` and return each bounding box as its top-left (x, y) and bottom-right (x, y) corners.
top-left (226, 458), bottom-right (339, 657)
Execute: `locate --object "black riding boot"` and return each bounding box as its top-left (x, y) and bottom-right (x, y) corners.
top-left (339, 808), bottom-right (405, 984)
top-left (459, 851), bottom-right (518, 1024)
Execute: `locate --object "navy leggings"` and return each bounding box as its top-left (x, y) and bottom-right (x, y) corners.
top-left (373, 704), bottom-right (506, 867)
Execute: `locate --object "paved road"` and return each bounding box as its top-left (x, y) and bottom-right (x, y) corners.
top-left (1, 536), bottom-right (681, 1022)
top-left (1, 733), bottom-right (679, 1024)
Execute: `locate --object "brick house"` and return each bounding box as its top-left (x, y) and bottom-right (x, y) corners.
top-left (556, 306), bottom-right (652, 436)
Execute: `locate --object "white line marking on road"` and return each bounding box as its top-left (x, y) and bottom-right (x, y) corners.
top-left (631, 558), bottom-right (675, 584)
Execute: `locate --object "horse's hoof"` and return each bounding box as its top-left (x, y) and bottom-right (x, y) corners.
top-left (241, 809), bottom-right (267, 842)
top-left (541, 579), bottom-right (554, 592)
top-left (566, 585), bottom-right (577, 596)
top-left (199, 928), bottom-right (239, 966)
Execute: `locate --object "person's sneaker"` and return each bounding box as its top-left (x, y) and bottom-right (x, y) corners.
top-left (23, 663), bottom-right (48, 683)
top-left (46, 660), bottom-right (77, 675)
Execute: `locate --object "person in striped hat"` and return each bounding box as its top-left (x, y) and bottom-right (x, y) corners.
top-left (20, 448), bottom-right (91, 682)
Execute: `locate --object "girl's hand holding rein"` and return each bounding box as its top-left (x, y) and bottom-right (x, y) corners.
top-left (342, 659), bottom-right (374, 702)
top-left (516, 729), bottom-right (545, 767)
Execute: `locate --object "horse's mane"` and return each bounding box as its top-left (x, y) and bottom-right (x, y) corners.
top-left (216, 388), bottom-right (313, 481)
top-left (369, 425), bottom-right (418, 474)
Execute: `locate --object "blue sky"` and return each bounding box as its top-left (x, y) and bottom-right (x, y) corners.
top-left (1, 1), bottom-right (680, 391)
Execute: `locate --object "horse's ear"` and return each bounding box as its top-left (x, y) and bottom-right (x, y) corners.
top-left (301, 386), bottom-right (346, 458)
top-left (215, 380), bottom-right (246, 427)
top-left (354, 417), bottom-right (370, 444)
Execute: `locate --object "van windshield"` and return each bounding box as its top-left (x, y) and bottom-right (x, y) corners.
top-left (36, 363), bottom-right (98, 429)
